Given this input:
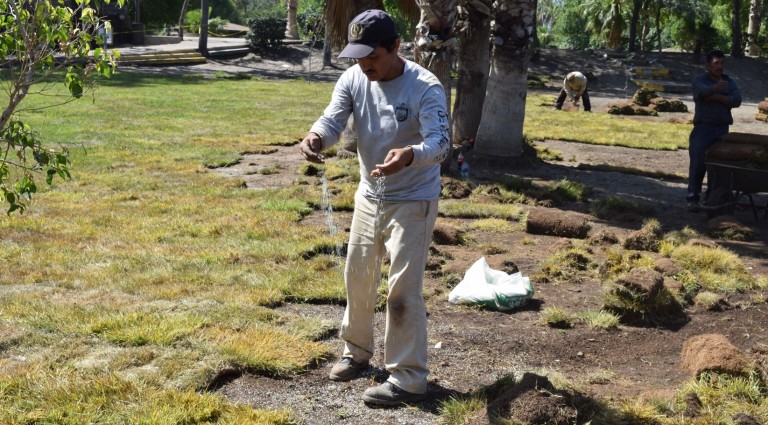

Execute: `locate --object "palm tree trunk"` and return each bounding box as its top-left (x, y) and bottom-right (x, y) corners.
top-left (607, 3), bottom-right (624, 49)
top-left (199, 0), bottom-right (209, 56)
top-left (178, 0), bottom-right (190, 40)
top-left (286, 0), bottom-right (299, 39)
top-left (655, 4), bottom-right (661, 58)
top-left (323, 22), bottom-right (333, 67)
top-left (629, 0), bottom-right (642, 52)
top-left (745, 0), bottom-right (762, 56)
top-left (452, 0), bottom-right (491, 144)
top-left (414, 0), bottom-right (456, 172)
top-left (731, 0), bottom-right (743, 58)
top-left (475, 0), bottom-right (535, 158)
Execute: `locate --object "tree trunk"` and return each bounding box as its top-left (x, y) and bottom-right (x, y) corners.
top-left (629, 0), bottom-right (642, 52)
top-left (475, 0), bottom-right (535, 158)
top-left (286, 0), bottom-right (299, 39)
top-left (452, 0), bottom-right (491, 145)
top-left (531, 0), bottom-right (538, 46)
top-left (640, 15), bottom-right (649, 51)
top-left (731, 0), bottom-right (743, 58)
top-left (639, 3), bottom-right (649, 52)
top-left (655, 4), bottom-right (662, 59)
top-left (199, 0), bottom-right (209, 56)
top-left (178, 0), bottom-right (190, 40)
top-left (414, 0), bottom-right (457, 172)
top-left (323, 22), bottom-right (333, 67)
top-left (607, 3), bottom-right (624, 49)
top-left (745, 0), bottom-right (762, 56)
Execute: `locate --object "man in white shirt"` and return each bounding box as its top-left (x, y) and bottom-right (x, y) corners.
top-left (299, 9), bottom-right (449, 406)
top-left (555, 71), bottom-right (592, 112)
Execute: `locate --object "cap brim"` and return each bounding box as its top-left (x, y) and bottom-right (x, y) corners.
top-left (338, 43), bottom-right (375, 59)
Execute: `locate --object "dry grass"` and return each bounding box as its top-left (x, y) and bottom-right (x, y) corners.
top-left (670, 245), bottom-right (757, 293)
top-left (3, 71), bottom-right (764, 423)
top-left (0, 73), bottom-right (338, 421)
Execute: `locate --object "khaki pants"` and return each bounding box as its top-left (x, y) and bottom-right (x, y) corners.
top-left (340, 191), bottom-right (438, 394)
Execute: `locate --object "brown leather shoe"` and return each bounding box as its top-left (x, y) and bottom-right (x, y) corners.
top-left (361, 381), bottom-right (425, 406)
top-left (329, 357), bottom-right (368, 382)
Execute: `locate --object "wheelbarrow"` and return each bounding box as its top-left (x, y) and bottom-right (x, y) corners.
top-left (701, 161), bottom-right (768, 220)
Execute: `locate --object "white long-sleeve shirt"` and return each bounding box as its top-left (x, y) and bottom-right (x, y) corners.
top-left (563, 71), bottom-right (588, 99)
top-left (310, 60), bottom-right (449, 202)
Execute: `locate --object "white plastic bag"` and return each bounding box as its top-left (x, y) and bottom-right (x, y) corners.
top-left (448, 257), bottom-right (534, 311)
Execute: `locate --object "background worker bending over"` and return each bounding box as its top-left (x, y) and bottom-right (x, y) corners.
top-left (556, 71), bottom-right (591, 112)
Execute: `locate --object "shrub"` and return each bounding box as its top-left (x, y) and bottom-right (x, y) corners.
top-left (184, 9), bottom-right (229, 35)
top-left (297, 12), bottom-right (324, 40)
top-left (209, 17), bottom-right (230, 34)
top-left (247, 17), bottom-right (286, 49)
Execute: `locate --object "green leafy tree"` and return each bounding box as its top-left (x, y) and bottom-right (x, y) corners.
top-left (581, 0), bottom-right (630, 49)
top-left (0, 0), bottom-right (123, 214)
top-left (139, 0), bottom-right (184, 27)
top-left (140, 0), bottom-right (238, 27)
top-left (552, 3), bottom-right (591, 48)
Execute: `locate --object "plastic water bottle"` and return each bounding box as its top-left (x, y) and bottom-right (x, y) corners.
top-left (457, 152), bottom-right (464, 167)
top-left (460, 161), bottom-right (470, 180)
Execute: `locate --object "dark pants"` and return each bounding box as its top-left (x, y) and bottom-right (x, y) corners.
top-left (556, 88), bottom-right (591, 111)
top-left (687, 123), bottom-right (729, 199)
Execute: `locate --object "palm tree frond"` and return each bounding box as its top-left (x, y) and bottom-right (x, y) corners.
top-left (325, 0), bottom-right (358, 50)
top-left (396, 0), bottom-right (420, 23)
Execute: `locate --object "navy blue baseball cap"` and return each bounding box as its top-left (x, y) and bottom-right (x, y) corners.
top-left (338, 10), bottom-right (399, 59)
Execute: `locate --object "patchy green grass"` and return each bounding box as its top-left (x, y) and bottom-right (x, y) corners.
top-left (3, 70), bottom-right (764, 423)
top-left (590, 194), bottom-right (656, 219)
top-left (536, 245), bottom-right (596, 284)
top-left (585, 369), bottom-right (616, 385)
top-left (598, 249), bottom-right (655, 281)
top-left (491, 177), bottom-right (591, 206)
top-left (0, 362), bottom-right (294, 424)
top-left (544, 178), bottom-right (592, 203)
top-left (532, 143), bottom-right (564, 161)
top-left (619, 372), bottom-right (768, 424)
top-left (438, 395), bottom-right (487, 425)
top-left (541, 306), bottom-right (574, 328)
top-left (525, 93), bottom-right (692, 150)
top-left (1, 72), bottom-right (339, 421)
top-left (576, 309), bottom-right (621, 330)
top-left (439, 199), bottom-right (525, 220)
top-left (670, 245), bottom-right (757, 293)
top-left (693, 291), bottom-right (725, 310)
top-left (469, 217), bottom-right (520, 233)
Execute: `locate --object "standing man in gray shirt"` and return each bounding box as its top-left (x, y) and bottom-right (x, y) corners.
top-left (299, 9), bottom-right (449, 406)
top-left (687, 50), bottom-right (741, 210)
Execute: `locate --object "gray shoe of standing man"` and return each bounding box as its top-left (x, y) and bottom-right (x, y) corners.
top-left (362, 381), bottom-right (426, 406)
top-left (329, 357), bottom-right (368, 382)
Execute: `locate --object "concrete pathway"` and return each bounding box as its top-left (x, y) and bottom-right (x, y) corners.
top-left (113, 36), bottom-right (249, 56)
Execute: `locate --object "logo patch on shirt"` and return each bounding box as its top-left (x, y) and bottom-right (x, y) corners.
top-left (395, 103), bottom-right (409, 122)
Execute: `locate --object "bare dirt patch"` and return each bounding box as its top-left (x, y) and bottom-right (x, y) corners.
top-left (212, 141), bottom-right (768, 425)
top-left (203, 47), bottom-right (768, 424)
